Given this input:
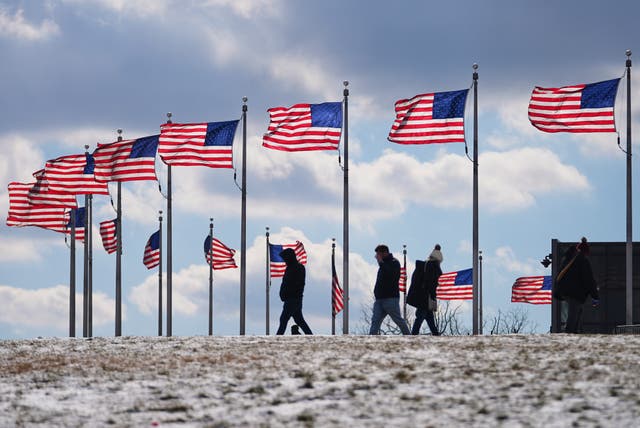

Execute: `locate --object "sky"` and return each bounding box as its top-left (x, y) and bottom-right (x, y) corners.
top-left (1, 0), bottom-right (639, 339)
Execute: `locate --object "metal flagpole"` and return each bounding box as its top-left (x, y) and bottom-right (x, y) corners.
top-left (472, 64), bottom-right (480, 335)
top-left (479, 250), bottom-right (483, 335)
top-left (209, 218), bottom-right (214, 336)
top-left (240, 97), bottom-right (248, 335)
top-left (88, 192), bottom-right (93, 337)
top-left (115, 129), bottom-right (123, 337)
top-left (402, 244), bottom-right (407, 320)
top-left (166, 112), bottom-right (173, 337)
top-left (69, 208), bottom-right (76, 337)
top-left (625, 50), bottom-right (634, 325)
top-left (265, 227), bottom-right (270, 335)
top-left (83, 194), bottom-right (88, 337)
top-left (158, 210), bottom-right (163, 336)
top-left (342, 81), bottom-right (350, 335)
top-left (332, 238), bottom-right (336, 336)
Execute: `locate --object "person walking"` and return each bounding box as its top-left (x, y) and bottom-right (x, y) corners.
top-left (407, 245), bottom-right (443, 335)
top-left (276, 248), bottom-right (313, 335)
top-left (369, 245), bottom-right (411, 335)
top-left (554, 237), bottom-right (599, 333)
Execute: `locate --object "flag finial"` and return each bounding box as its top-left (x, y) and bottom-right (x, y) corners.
top-left (159, 210), bottom-right (163, 221)
top-left (473, 63), bottom-right (478, 70)
top-left (242, 96), bottom-right (248, 104)
top-left (117, 129), bottom-right (123, 141)
top-left (626, 49), bottom-right (632, 58)
top-left (166, 112), bottom-right (172, 124)
top-left (84, 144), bottom-right (90, 153)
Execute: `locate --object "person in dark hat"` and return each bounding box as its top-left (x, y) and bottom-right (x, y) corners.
top-left (369, 244), bottom-right (411, 335)
top-left (276, 248), bottom-right (313, 335)
top-left (554, 237), bottom-right (599, 333)
top-left (407, 245), bottom-right (443, 335)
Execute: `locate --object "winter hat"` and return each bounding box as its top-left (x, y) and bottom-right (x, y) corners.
top-left (576, 237), bottom-right (590, 255)
top-left (428, 244), bottom-right (443, 263)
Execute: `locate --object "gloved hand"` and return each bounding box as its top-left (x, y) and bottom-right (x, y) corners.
top-left (591, 299), bottom-right (599, 307)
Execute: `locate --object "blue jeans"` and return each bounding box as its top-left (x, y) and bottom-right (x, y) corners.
top-left (369, 297), bottom-right (410, 335)
top-left (277, 298), bottom-right (313, 335)
top-left (412, 307), bottom-right (439, 335)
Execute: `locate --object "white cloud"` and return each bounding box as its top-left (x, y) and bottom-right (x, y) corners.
top-left (0, 285), bottom-right (120, 332)
top-left (0, 8), bottom-right (60, 41)
top-left (61, 0), bottom-right (171, 18)
top-left (491, 246), bottom-right (540, 277)
top-left (0, 236), bottom-right (55, 263)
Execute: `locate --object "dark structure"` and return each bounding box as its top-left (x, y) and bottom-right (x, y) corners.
top-left (549, 240), bottom-right (640, 333)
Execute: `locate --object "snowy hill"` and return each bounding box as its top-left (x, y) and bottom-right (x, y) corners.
top-left (1, 335), bottom-right (639, 426)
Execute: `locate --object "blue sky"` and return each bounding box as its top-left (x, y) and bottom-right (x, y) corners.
top-left (1, 0), bottom-right (639, 338)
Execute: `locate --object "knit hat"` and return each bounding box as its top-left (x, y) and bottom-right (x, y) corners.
top-left (428, 244), bottom-right (443, 263)
top-left (576, 237), bottom-right (590, 256)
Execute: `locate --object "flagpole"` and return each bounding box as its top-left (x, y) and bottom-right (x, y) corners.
top-left (479, 250), bottom-right (483, 335)
top-left (158, 210), bottom-right (163, 336)
top-left (624, 50), bottom-right (634, 326)
top-left (115, 129), bottom-right (123, 337)
top-left (69, 208), bottom-right (76, 337)
top-left (83, 195), bottom-right (88, 337)
top-left (265, 226), bottom-right (270, 335)
top-left (342, 80), bottom-right (350, 335)
top-left (240, 97), bottom-right (248, 336)
top-left (472, 63), bottom-right (480, 336)
top-left (88, 191), bottom-right (93, 337)
top-left (209, 218), bottom-right (214, 336)
top-left (166, 112), bottom-right (173, 337)
top-left (332, 238), bottom-right (336, 336)
top-left (402, 244), bottom-right (407, 320)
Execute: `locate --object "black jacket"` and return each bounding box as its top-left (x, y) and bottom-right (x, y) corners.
top-left (279, 249), bottom-right (305, 301)
top-left (374, 254), bottom-right (401, 299)
top-left (555, 251), bottom-right (599, 303)
top-left (407, 260), bottom-right (442, 310)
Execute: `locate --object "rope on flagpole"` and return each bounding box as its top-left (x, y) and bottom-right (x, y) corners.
top-left (464, 80), bottom-right (475, 163)
top-left (617, 68), bottom-right (629, 155)
top-left (232, 113), bottom-right (244, 192)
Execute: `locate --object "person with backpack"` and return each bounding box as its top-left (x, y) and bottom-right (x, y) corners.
top-left (407, 245), bottom-right (443, 335)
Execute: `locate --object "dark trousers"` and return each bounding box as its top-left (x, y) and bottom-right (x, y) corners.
top-left (565, 297), bottom-right (584, 333)
top-left (412, 307), bottom-right (439, 335)
top-left (277, 298), bottom-right (312, 335)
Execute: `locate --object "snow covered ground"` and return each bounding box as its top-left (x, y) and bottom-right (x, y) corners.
top-left (1, 334), bottom-right (639, 427)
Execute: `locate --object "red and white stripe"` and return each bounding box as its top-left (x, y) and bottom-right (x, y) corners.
top-left (28, 169), bottom-right (78, 209)
top-left (100, 219), bottom-right (117, 254)
top-left (398, 266), bottom-right (407, 293)
top-left (6, 182), bottom-right (70, 233)
top-left (159, 123), bottom-right (233, 168)
top-left (205, 237), bottom-right (238, 270)
top-left (528, 85), bottom-right (616, 133)
top-left (332, 252), bottom-right (344, 315)
top-left (270, 241), bottom-right (307, 278)
top-left (388, 93), bottom-right (465, 144)
top-left (43, 154), bottom-right (109, 195)
top-left (437, 271), bottom-right (473, 300)
top-left (511, 276), bottom-right (552, 305)
top-left (143, 242), bottom-right (160, 269)
top-left (93, 138), bottom-right (157, 182)
top-left (263, 104), bottom-right (341, 151)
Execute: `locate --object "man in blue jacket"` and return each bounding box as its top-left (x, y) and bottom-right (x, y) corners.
top-left (369, 245), bottom-right (411, 335)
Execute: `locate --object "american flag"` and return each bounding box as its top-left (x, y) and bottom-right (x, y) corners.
top-left (158, 121), bottom-right (238, 168)
top-left (388, 89), bottom-right (468, 144)
top-left (93, 135), bottom-right (159, 182)
top-left (204, 235), bottom-right (238, 270)
top-left (43, 153), bottom-right (109, 195)
top-left (65, 207), bottom-right (86, 242)
top-left (331, 248), bottom-right (344, 315)
top-left (143, 230), bottom-right (161, 269)
top-left (437, 268), bottom-right (473, 300)
top-left (511, 276), bottom-right (552, 305)
top-left (100, 219), bottom-right (117, 254)
top-left (398, 266), bottom-right (407, 293)
top-left (528, 78), bottom-right (619, 133)
top-left (263, 102), bottom-right (342, 151)
top-left (28, 169), bottom-right (78, 209)
top-left (6, 182), bottom-right (70, 233)
top-left (269, 241), bottom-right (307, 278)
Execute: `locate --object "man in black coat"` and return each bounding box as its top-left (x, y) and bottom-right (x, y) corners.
top-left (276, 248), bottom-right (313, 335)
top-left (554, 238), bottom-right (599, 333)
top-left (369, 245), bottom-right (411, 335)
top-left (407, 245), bottom-right (443, 335)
